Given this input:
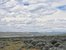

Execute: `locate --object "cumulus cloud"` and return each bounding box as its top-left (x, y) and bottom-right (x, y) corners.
top-left (0, 0), bottom-right (66, 32)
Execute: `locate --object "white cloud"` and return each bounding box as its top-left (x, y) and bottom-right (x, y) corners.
top-left (0, 0), bottom-right (66, 32)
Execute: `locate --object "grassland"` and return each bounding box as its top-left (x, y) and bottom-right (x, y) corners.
top-left (0, 36), bottom-right (66, 50)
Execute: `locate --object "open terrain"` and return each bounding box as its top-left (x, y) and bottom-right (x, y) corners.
top-left (0, 36), bottom-right (66, 50)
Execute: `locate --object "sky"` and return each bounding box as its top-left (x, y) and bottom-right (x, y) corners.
top-left (0, 0), bottom-right (66, 32)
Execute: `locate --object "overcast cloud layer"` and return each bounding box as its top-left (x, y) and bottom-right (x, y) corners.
top-left (0, 0), bottom-right (66, 32)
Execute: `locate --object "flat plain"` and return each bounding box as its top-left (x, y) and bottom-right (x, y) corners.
top-left (0, 35), bottom-right (66, 50)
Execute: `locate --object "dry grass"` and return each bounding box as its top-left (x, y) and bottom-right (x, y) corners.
top-left (0, 36), bottom-right (66, 50)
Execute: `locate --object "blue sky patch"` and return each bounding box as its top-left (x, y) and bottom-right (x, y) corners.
top-left (57, 5), bottom-right (66, 11)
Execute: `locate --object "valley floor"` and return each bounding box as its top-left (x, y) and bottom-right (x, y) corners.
top-left (0, 36), bottom-right (66, 50)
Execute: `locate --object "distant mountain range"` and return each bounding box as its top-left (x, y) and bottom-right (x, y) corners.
top-left (0, 32), bottom-right (66, 37)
